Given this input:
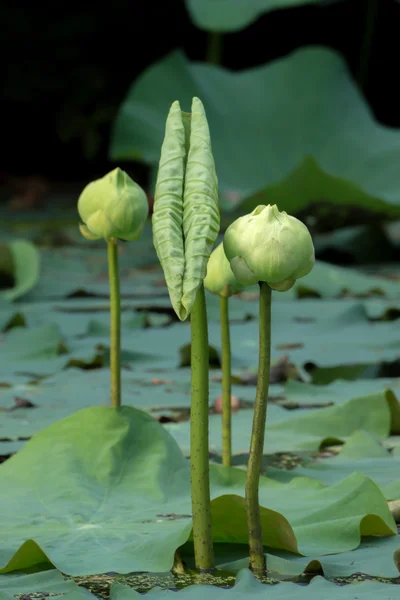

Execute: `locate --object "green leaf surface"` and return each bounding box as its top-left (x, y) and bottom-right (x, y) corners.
top-left (0, 569), bottom-right (94, 600)
top-left (165, 389), bottom-right (393, 456)
top-left (3, 243), bottom-right (398, 306)
top-left (0, 441), bottom-right (25, 457)
top-left (0, 367), bottom-right (223, 441)
top-left (0, 406), bottom-right (193, 575)
top-left (2, 300), bottom-right (400, 443)
top-left (265, 535), bottom-right (400, 579)
top-left (210, 465), bottom-right (396, 555)
top-left (110, 569), bottom-right (399, 599)
top-left (274, 380), bottom-right (400, 432)
top-left (213, 534), bottom-right (400, 578)
top-left (185, 0), bottom-right (321, 32)
top-left (270, 430), bottom-right (400, 501)
top-left (297, 261), bottom-right (400, 298)
top-left (0, 240), bottom-right (40, 302)
top-left (110, 47), bottom-right (400, 216)
top-left (1, 407), bottom-right (395, 576)
top-left (0, 323), bottom-right (63, 362)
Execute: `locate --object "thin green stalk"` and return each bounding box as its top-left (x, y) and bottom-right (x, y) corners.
top-left (190, 283), bottom-right (214, 571)
top-left (206, 31), bottom-right (223, 65)
top-left (245, 282), bottom-right (272, 575)
top-left (220, 294), bottom-right (232, 467)
top-left (107, 237), bottom-right (121, 408)
top-left (357, 0), bottom-right (379, 92)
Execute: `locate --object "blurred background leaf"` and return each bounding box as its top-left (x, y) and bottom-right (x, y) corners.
top-left (185, 0), bottom-right (329, 32)
top-left (0, 240), bottom-right (40, 301)
top-left (110, 46), bottom-right (400, 217)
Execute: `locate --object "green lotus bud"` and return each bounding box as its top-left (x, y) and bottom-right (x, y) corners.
top-left (223, 204), bottom-right (314, 291)
top-left (204, 242), bottom-right (245, 297)
top-left (78, 167), bottom-right (148, 241)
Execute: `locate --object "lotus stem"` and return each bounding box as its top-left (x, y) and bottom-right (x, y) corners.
top-left (206, 32), bottom-right (223, 65)
top-left (220, 294), bottom-right (232, 467)
top-left (245, 281), bottom-right (272, 575)
top-left (357, 0), bottom-right (378, 92)
top-left (190, 283), bottom-right (214, 571)
top-left (107, 237), bottom-right (121, 408)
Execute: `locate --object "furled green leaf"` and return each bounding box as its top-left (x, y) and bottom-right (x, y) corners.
top-left (152, 101), bottom-right (186, 319)
top-left (152, 97), bottom-right (219, 320)
top-left (110, 48), bottom-right (400, 217)
top-left (185, 0), bottom-right (322, 32)
top-left (0, 240), bottom-right (40, 301)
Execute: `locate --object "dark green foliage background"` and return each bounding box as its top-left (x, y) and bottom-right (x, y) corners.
top-left (2, 0), bottom-right (400, 183)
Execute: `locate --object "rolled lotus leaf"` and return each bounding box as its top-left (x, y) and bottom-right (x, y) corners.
top-left (153, 97), bottom-right (220, 320)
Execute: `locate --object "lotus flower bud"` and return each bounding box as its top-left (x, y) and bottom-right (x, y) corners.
top-left (204, 242), bottom-right (245, 297)
top-left (78, 168), bottom-right (148, 241)
top-left (223, 204), bottom-right (314, 291)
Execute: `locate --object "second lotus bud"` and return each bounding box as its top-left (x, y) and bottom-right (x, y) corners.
top-left (78, 167), bottom-right (148, 241)
top-left (204, 242), bottom-right (245, 297)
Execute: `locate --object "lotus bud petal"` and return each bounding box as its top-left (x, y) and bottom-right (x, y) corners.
top-left (223, 204), bottom-right (314, 291)
top-left (78, 167), bottom-right (148, 242)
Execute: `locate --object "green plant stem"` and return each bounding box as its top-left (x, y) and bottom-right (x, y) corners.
top-left (220, 294), bottom-right (232, 467)
top-left (357, 0), bottom-right (378, 92)
top-left (190, 283), bottom-right (214, 571)
top-left (206, 32), bottom-right (223, 65)
top-left (107, 237), bottom-right (121, 408)
top-left (245, 282), bottom-right (272, 575)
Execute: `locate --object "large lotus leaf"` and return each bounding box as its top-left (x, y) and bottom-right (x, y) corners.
top-left (152, 98), bottom-right (219, 320)
top-left (212, 259), bottom-right (400, 301)
top-left (280, 379), bottom-right (400, 409)
top-left (0, 367), bottom-right (223, 443)
top-left (213, 535), bottom-right (400, 578)
top-left (24, 236), bottom-right (164, 302)
top-left (0, 441), bottom-right (25, 457)
top-left (0, 570), bottom-right (94, 600)
top-left (0, 240), bottom-right (40, 302)
top-left (2, 300), bottom-right (400, 442)
top-left (0, 406), bottom-right (193, 575)
top-left (210, 465), bottom-right (396, 555)
top-left (0, 366), bottom-right (224, 412)
top-left (1, 406), bottom-right (395, 576)
top-left (270, 430), bottom-right (400, 501)
top-left (1, 295), bottom-right (400, 387)
top-left (13, 248), bottom-right (400, 307)
top-left (110, 569), bottom-right (399, 599)
top-left (225, 309), bottom-right (400, 371)
top-left (0, 323), bottom-right (64, 362)
top-left (297, 261), bottom-right (400, 298)
top-left (110, 47), bottom-right (400, 216)
top-left (274, 380), bottom-right (400, 432)
top-left (0, 407), bottom-right (296, 574)
top-left (185, 0), bottom-right (323, 32)
top-left (165, 389), bottom-right (393, 456)
top-left (313, 224), bottom-right (397, 266)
